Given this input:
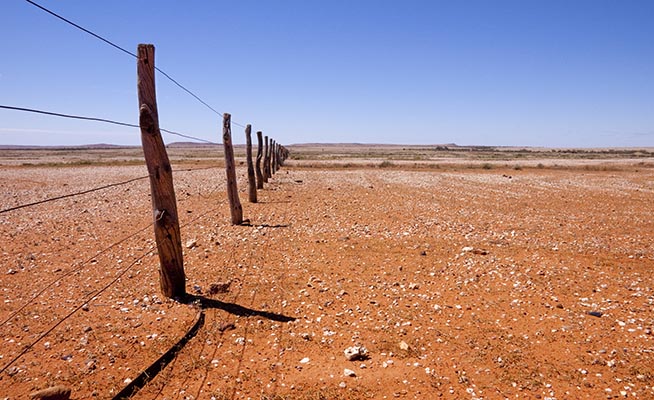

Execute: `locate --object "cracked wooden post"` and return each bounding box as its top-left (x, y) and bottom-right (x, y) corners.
top-left (263, 135), bottom-right (270, 183)
top-left (245, 124), bottom-right (257, 203)
top-left (223, 113), bottom-right (243, 224)
top-left (137, 44), bottom-right (185, 298)
top-left (255, 131), bottom-right (264, 189)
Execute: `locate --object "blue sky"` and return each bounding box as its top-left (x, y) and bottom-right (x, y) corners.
top-left (1, 0), bottom-right (653, 147)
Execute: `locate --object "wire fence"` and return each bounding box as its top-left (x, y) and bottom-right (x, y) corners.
top-left (0, 249), bottom-right (155, 375)
top-left (0, 0), bottom-right (289, 390)
top-left (0, 222), bottom-right (154, 329)
top-left (0, 174), bottom-right (149, 214)
top-left (0, 105), bottom-right (220, 145)
top-left (23, 0), bottom-right (248, 129)
top-left (0, 203), bottom-right (224, 375)
top-left (0, 165), bottom-right (223, 215)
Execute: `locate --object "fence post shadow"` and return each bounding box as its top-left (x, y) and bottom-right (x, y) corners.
top-left (184, 294), bottom-right (296, 323)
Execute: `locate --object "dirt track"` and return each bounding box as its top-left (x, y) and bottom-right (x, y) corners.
top-left (1, 162), bottom-right (653, 399)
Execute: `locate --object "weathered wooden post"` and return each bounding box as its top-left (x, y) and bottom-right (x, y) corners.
top-left (255, 131), bottom-right (264, 189)
top-left (270, 139), bottom-right (275, 174)
top-left (245, 124), bottom-right (257, 203)
top-left (275, 142), bottom-right (281, 170)
top-left (269, 140), bottom-right (274, 175)
top-left (274, 141), bottom-right (279, 173)
top-left (137, 44), bottom-right (185, 298)
top-left (271, 139), bottom-right (277, 174)
top-left (223, 113), bottom-right (243, 224)
top-left (263, 135), bottom-right (270, 183)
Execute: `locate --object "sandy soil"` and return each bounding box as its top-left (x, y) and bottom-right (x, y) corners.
top-left (1, 161), bottom-right (653, 399)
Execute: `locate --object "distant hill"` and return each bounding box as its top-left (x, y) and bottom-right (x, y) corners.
top-left (288, 143), bottom-right (459, 147)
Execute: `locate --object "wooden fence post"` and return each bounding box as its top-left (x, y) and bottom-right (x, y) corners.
top-left (255, 131), bottom-right (264, 189)
top-left (274, 141), bottom-right (279, 173)
top-left (263, 135), bottom-right (270, 183)
top-left (269, 140), bottom-right (274, 175)
top-left (271, 139), bottom-right (276, 174)
top-left (268, 137), bottom-right (273, 178)
top-left (245, 124), bottom-right (257, 203)
top-left (270, 139), bottom-right (274, 174)
top-left (223, 113), bottom-right (243, 224)
top-left (137, 44), bottom-right (185, 299)
top-left (275, 142), bottom-right (280, 171)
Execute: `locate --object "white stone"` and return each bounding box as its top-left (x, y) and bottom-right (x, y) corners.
top-left (344, 345), bottom-right (368, 361)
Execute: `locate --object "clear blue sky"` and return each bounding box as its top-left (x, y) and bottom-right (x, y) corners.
top-left (1, 0), bottom-right (653, 147)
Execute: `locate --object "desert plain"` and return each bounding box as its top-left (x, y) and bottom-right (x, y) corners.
top-left (0, 144), bottom-right (653, 399)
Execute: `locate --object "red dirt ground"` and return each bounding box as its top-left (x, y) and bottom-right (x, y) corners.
top-left (1, 163), bottom-right (653, 399)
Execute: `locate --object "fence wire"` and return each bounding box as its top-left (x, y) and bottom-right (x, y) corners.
top-left (1, 1), bottom-right (288, 378)
top-left (0, 104), bottom-right (220, 145)
top-left (0, 165), bottom-right (222, 215)
top-left (0, 204), bottom-right (224, 375)
top-left (0, 175), bottom-right (149, 215)
top-left (0, 248), bottom-right (155, 375)
top-left (23, 0), bottom-right (249, 129)
top-left (0, 222), bottom-right (153, 328)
